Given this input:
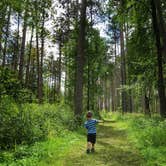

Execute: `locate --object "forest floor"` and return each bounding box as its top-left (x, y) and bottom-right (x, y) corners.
top-left (0, 119), bottom-right (146, 166)
top-left (39, 120), bottom-right (145, 166)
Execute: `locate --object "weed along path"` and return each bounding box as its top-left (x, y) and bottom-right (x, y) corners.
top-left (3, 121), bottom-right (145, 166)
top-left (53, 121), bottom-right (145, 166)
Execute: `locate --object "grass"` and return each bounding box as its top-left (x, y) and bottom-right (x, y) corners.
top-left (0, 121), bottom-right (144, 166)
top-left (0, 131), bottom-right (84, 166)
top-left (64, 121), bottom-right (144, 166)
top-left (1, 112), bottom-right (165, 166)
top-left (110, 113), bottom-right (166, 166)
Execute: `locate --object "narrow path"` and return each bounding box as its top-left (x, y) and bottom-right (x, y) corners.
top-left (62, 121), bottom-right (144, 166)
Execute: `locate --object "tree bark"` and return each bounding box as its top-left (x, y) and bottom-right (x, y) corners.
top-left (35, 0), bottom-right (43, 103)
top-left (2, 6), bottom-right (11, 67)
top-left (13, 13), bottom-right (20, 71)
top-left (0, 5), bottom-right (7, 58)
top-left (120, 0), bottom-right (127, 113)
top-left (120, 24), bottom-right (127, 113)
top-left (39, 7), bottom-right (45, 103)
top-left (25, 25), bottom-right (34, 87)
top-left (57, 40), bottom-right (62, 100)
top-left (18, 9), bottom-right (27, 82)
top-left (154, 0), bottom-right (166, 59)
top-left (36, 29), bottom-right (43, 103)
top-left (144, 94), bottom-right (151, 117)
top-left (151, 0), bottom-right (166, 118)
top-left (74, 0), bottom-right (87, 119)
top-left (0, 32), bottom-right (2, 59)
top-left (111, 75), bottom-right (115, 112)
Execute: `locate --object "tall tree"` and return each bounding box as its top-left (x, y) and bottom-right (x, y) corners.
top-left (74, 0), bottom-right (87, 119)
top-left (13, 13), bottom-right (20, 71)
top-left (120, 0), bottom-right (127, 113)
top-left (34, 0), bottom-right (43, 103)
top-left (25, 25), bottom-right (34, 87)
top-left (151, 0), bottom-right (166, 117)
top-left (18, 2), bottom-right (28, 82)
top-left (2, 6), bottom-right (11, 67)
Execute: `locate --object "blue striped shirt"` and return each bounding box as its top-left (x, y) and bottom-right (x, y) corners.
top-left (84, 119), bottom-right (98, 134)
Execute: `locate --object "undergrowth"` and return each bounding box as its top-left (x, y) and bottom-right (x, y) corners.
top-left (110, 112), bottom-right (166, 166)
top-left (0, 132), bottom-right (83, 166)
top-left (0, 97), bottom-right (76, 149)
top-left (0, 99), bottom-right (83, 165)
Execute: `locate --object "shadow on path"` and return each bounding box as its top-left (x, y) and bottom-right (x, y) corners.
top-left (64, 122), bottom-right (144, 166)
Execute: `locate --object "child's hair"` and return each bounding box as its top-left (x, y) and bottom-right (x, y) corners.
top-left (86, 111), bottom-right (92, 118)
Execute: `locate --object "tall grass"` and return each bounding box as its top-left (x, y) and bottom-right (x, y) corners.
top-left (110, 113), bottom-right (166, 166)
top-left (0, 96), bottom-right (74, 149)
top-left (0, 132), bottom-right (83, 166)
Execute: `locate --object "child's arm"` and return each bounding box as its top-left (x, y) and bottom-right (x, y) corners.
top-left (98, 120), bottom-right (104, 123)
top-left (96, 119), bottom-right (104, 124)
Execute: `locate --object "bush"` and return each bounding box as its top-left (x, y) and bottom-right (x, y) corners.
top-left (130, 117), bottom-right (166, 147)
top-left (0, 68), bottom-right (35, 103)
top-left (110, 113), bottom-right (166, 165)
top-left (0, 98), bottom-right (74, 149)
top-left (125, 115), bottom-right (166, 165)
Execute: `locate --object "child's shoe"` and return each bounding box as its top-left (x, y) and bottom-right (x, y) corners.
top-left (86, 149), bottom-right (90, 154)
top-left (91, 148), bottom-right (95, 153)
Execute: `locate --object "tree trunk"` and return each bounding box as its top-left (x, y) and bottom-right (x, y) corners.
top-left (18, 9), bottom-right (27, 82)
top-left (25, 25), bottom-right (34, 87)
top-left (57, 40), bottom-right (62, 100)
top-left (151, 0), bottom-right (166, 118)
top-left (29, 50), bottom-right (36, 92)
top-left (120, 24), bottom-right (127, 113)
top-left (36, 29), bottom-right (43, 103)
top-left (87, 56), bottom-right (90, 111)
top-left (39, 7), bottom-right (45, 103)
top-left (104, 77), bottom-right (108, 111)
top-left (120, 0), bottom-right (127, 113)
top-left (74, 0), bottom-right (87, 119)
top-left (0, 5), bottom-right (7, 58)
top-left (128, 89), bottom-right (133, 113)
top-left (0, 32), bottom-right (2, 59)
top-left (111, 76), bottom-right (115, 112)
top-left (64, 46), bottom-right (68, 103)
top-left (13, 13), bottom-right (20, 71)
top-left (144, 94), bottom-right (151, 117)
top-left (2, 6), bottom-right (11, 67)
top-left (87, 0), bottom-right (93, 111)
top-left (154, 0), bottom-right (166, 59)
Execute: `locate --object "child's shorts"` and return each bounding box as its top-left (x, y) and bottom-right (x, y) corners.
top-left (87, 133), bottom-right (96, 144)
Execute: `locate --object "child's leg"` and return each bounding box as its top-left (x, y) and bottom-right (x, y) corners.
top-left (91, 134), bottom-right (96, 152)
top-left (91, 143), bottom-right (95, 152)
top-left (92, 143), bottom-right (95, 149)
top-left (87, 142), bottom-right (91, 149)
top-left (86, 142), bottom-right (91, 153)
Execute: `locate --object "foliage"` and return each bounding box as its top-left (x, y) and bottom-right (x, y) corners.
top-left (0, 132), bottom-right (83, 166)
top-left (0, 100), bottom-right (74, 149)
top-left (0, 68), bottom-right (35, 103)
top-left (130, 117), bottom-right (166, 165)
top-left (111, 113), bottom-right (166, 165)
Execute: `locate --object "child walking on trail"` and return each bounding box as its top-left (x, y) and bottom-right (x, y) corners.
top-left (84, 111), bottom-right (101, 154)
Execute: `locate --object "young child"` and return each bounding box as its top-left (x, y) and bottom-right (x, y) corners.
top-left (84, 111), bottom-right (99, 154)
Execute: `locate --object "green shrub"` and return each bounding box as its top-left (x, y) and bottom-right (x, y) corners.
top-left (0, 68), bottom-right (35, 103)
top-left (110, 113), bottom-right (166, 165)
top-left (130, 117), bottom-right (166, 147)
top-left (124, 115), bottom-right (166, 165)
top-left (0, 99), bottom-right (74, 149)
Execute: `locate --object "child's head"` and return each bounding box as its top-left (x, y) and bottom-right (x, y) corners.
top-left (86, 111), bottom-right (92, 120)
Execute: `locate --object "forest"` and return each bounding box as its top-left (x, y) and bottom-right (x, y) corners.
top-left (0, 0), bottom-right (166, 165)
